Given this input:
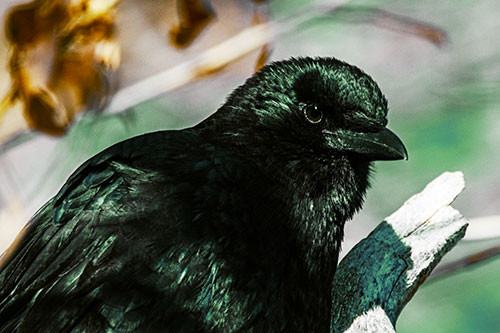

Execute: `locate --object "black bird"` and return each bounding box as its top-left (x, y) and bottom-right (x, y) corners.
top-left (0, 57), bottom-right (407, 332)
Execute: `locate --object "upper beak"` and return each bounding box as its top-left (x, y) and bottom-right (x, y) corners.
top-left (323, 127), bottom-right (408, 161)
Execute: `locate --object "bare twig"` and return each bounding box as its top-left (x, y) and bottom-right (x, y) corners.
top-left (428, 244), bottom-right (500, 282)
top-left (324, 6), bottom-right (448, 46)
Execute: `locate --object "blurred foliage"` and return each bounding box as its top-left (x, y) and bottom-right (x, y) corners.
top-left (2, 0), bottom-right (120, 135)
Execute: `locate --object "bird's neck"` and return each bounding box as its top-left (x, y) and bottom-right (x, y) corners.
top-left (273, 154), bottom-right (370, 271)
top-left (264, 158), bottom-right (369, 330)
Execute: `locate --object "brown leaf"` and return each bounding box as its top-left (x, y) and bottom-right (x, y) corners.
top-left (5, 1), bottom-right (68, 46)
top-left (169, 0), bottom-right (214, 49)
top-left (331, 7), bottom-right (448, 46)
top-left (24, 89), bottom-right (70, 135)
top-left (255, 43), bottom-right (272, 72)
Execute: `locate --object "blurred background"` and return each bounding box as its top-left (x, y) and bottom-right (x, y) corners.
top-left (0, 0), bottom-right (499, 331)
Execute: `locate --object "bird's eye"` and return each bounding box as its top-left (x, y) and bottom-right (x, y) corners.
top-left (303, 104), bottom-right (323, 124)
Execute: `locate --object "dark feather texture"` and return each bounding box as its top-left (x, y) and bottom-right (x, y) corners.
top-left (0, 57), bottom-right (406, 332)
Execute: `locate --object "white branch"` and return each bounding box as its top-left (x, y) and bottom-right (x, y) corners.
top-left (331, 172), bottom-right (468, 332)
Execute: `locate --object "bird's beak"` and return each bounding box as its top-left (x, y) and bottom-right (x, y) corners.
top-left (323, 127), bottom-right (408, 161)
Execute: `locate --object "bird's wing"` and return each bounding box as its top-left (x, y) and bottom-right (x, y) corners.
top-left (0, 130), bottom-right (209, 331)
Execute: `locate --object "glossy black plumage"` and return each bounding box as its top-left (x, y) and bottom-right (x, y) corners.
top-left (0, 57), bottom-right (406, 332)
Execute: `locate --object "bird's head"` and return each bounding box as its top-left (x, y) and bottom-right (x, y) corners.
top-left (203, 57), bottom-right (408, 273)
top-left (212, 56), bottom-right (407, 220)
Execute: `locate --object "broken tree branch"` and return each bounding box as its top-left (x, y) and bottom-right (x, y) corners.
top-left (330, 171), bottom-right (468, 332)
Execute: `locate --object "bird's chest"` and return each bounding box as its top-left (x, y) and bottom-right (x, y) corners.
top-left (160, 163), bottom-right (336, 330)
top-left (168, 229), bottom-right (333, 332)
